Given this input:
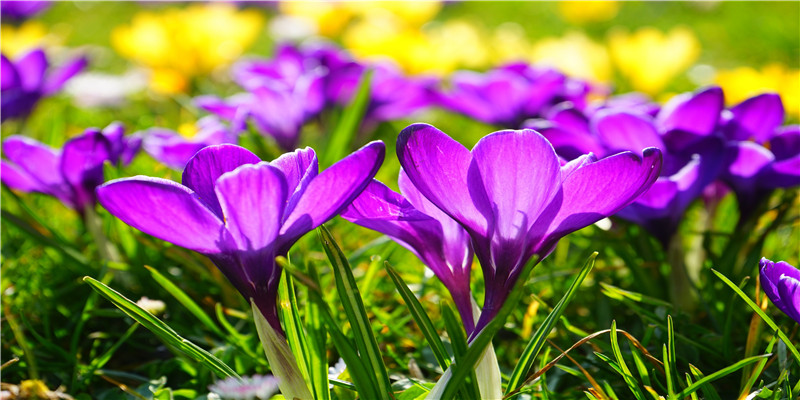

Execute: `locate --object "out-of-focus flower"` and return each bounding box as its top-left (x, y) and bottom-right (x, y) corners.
top-left (433, 63), bottom-right (593, 128)
top-left (715, 64), bottom-right (800, 118)
top-left (760, 257), bottom-right (800, 325)
top-left (1, 48), bottom-right (87, 121)
top-left (0, 21), bottom-right (56, 58)
top-left (342, 171), bottom-right (476, 332)
top-left (608, 26), bottom-right (700, 94)
top-left (209, 374), bottom-right (279, 400)
top-left (719, 93), bottom-right (800, 214)
top-left (0, 1), bottom-right (50, 22)
top-left (397, 123), bottom-right (661, 333)
top-left (1, 122), bottom-right (140, 216)
top-left (558, 1), bottom-right (619, 24)
top-left (111, 3), bottom-right (264, 94)
top-left (64, 69), bottom-right (147, 108)
top-left (278, 1), bottom-right (356, 37)
top-left (141, 116), bottom-right (239, 170)
top-left (136, 296), bottom-right (166, 316)
top-left (530, 31), bottom-right (612, 83)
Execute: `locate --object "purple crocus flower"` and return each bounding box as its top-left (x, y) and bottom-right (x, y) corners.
top-left (0, 1), bottom-right (50, 21)
top-left (96, 141), bottom-right (385, 332)
top-left (397, 123), bottom-right (661, 333)
top-left (141, 116), bottom-right (240, 170)
top-left (760, 257), bottom-right (800, 325)
top-left (341, 171), bottom-right (476, 332)
top-left (530, 86), bottom-right (726, 246)
top-left (719, 94), bottom-right (800, 214)
top-left (1, 122), bottom-right (140, 215)
top-left (1, 48), bottom-right (87, 121)
top-left (434, 63), bottom-right (593, 128)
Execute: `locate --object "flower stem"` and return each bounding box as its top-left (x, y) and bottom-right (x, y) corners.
top-left (84, 207), bottom-right (120, 263)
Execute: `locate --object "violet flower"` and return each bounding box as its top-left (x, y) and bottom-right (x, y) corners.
top-left (0, 1), bottom-right (50, 21)
top-left (397, 123), bottom-right (661, 333)
top-left (341, 171), bottom-right (476, 332)
top-left (1, 122), bottom-right (140, 216)
top-left (719, 94), bottom-right (800, 214)
top-left (760, 257), bottom-right (800, 325)
top-left (141, 116), bottom-right (240, 170)
top-left (1, 48), bottom-right (87, 122)
top-left (96, 141), bottom-right (385, 333)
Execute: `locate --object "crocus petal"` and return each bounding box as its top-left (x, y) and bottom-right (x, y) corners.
top-left (534, 148), bottom-right (662, 253)
top-left (1, 55), bottom-right (20, 91)
top-left (280, 141), bottom-right (385, 245)
top-left (723, 141), bottom-right (774, 181)
top-left (181, 144), bottom-right (261, 218)
top-left (777, 274), bottom-right (800, 324)
top-left (657, 86), bottom-right (723, 136)
top-left (726, 93), bottom-right (784, 143)
top-left (215, 163), bottom-right (288, 251)
top-left (764, 154), bottom-right (800, 189)
top-left (1, 161), bottom-right (41, 192)
top-left (2, 136), bottom-right (64, 190)
top-left (97, 177), bottom-right (227, 254)
top-left (593, 111), bottom-right (665, 154)
top-left (60, 130), bottom-right (113, 210)
top-left (770, 126), bottom-right (800, 161)
top-left (43, 55), bottom-right (88, 95)
top-left (397, 123), bottom-right (488, 235)
top-left (15, 49), bottom-right (47, 90)
top-left (270, 147), bottom-right (318, 217)
top-left (471, 129), bottom-right (562, 243)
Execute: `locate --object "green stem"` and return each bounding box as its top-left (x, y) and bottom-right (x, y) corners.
top-left (84, 207), bottom-right (120, 263)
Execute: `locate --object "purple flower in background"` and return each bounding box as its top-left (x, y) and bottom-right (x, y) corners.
top-left (760, 258), bottom-right (800, 325)
top-left (342, 171), bottom-right (476, 332)
top-left (397, 124), bottom-right (661, 333)
top-left (719, 94), bottom-right (800, 214)
top-left (0, 1), bottom-right (50, 21)
top-left (97, 142), bottom-right (385, 332)
top-left (141, 116), bottom-right (240, 170)
top-left (530, 86), bottom-right (726, 245)
top-left (1, 122), bottom-right (140, 215)
top-left (1, 48), bottom-right (87, 121)
top-left (434, 63), bottom-right (593, 128)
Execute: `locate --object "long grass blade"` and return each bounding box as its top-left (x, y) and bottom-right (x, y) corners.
top-left (145, 265), bottom-right (225, 338)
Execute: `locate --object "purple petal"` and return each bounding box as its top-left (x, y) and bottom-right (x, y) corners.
top-left (471, 129), bottom-right (562, 244)
top-left (533, 148), bottom-right (662, 252)
top-left (657, 86), bottom-right (723, 136)
top-left (181, 144), bottom-right (261, 218)
top-left (97, 177), bottom-right (227, 254)
top-left (269, 147), bottom-right (318, 217)
top-left (546, 104), bottom-right (590, 135)
top-left (397, 123), bottom-right (488, 235)
top-left (2, 136), bottom-right (65, 192)
top-left (60, 130), bottom-right (113, 210)
top-left (722, 141), bottom-right (774, 181)
top-left (215, 163), bottom-right (288, 251)
top-left (43, 55), bottom-right (88, 95)
top-left (195, 95), bottom-right (243, 121)
top-left (770, 126), bottom-right (800, 161)
top-left (1, 161), bottom-right (41, 192)
top-left (280, 141), bottom-right (385, 245)
top-left (536, 124), bottom-right (605, 161)
top-left (593, 111), bottom-right (665, 154)
top-left (777, 275), bottom-right (800, 324)
top-left (1, 55), bottom-right (20, 91)
top-left (15, 49), bottom-right (47, 90)
top-left (725, 93), bottom-right (784, 143)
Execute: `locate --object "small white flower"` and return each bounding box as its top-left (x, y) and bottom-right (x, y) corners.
top-left (136, 297), bottom-right (166, 316)
top-left (208, 375), bottom-right (279, 400)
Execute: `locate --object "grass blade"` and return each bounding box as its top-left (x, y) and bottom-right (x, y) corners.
top-left (505, 252), bottom-right (598, 394)
top-left (385, 262), bottom-right (450, 371)
top-left (317, 225), bottom-right (392, 399)
top-left (83, 276), bottom-right (239, 379)
top-left (305, 261), bottom-right (331, 400)
top-left (145, 265), bottom-right (225, 338)
top-left (610, 321), bottom-right (647, 400)
top-left (441, 301), bottom-right (481, 399)
top-left (278, 270), bottom-right (312, 391)
top-left (674, 355), bottom-right (770, 398)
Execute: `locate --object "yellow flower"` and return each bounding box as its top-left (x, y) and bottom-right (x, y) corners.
top-left (715, 64), bottom-right (800, 118)
top-left (111, 4), bottom-right (264, 94)
top-left (0, 21), bottom-right (56, 57)
top-left (559, 1), bottom-right (619, 24)
top-left (278, 1), bottom-right (355, 37)
top-left (608, 26), bottom-right (700, 94)
top-left (530, 31), bottom-right (612, 82)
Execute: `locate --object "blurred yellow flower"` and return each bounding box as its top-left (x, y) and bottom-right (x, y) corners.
top-left (111, 4), bottom-right (264, 94)
top-left (1, 21), bottom-right (54, 57)
top-left (278, 1), bottom-right (355, 37)
top-left (715, 64), bottom-right (800, 118)
top-left (559, 1), bottom-right (619, 24)
top-left (530, 31), bottom-right (612, 82)
top-left (608, 26), bottom-right (700, 94)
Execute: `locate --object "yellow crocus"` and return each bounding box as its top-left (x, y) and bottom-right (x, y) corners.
top-left (1, 20), bottom-right (55, 57)
top-left (715, 64), bottom-right (800, 118)
top-left (559, 1), bottom-right (619, 24)
top-left (608, 26), bottom-right (700, 94)
top-left (112, 4), bottom-right (264, 94)
top-left (530, 31), bottom-right (612, 82)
